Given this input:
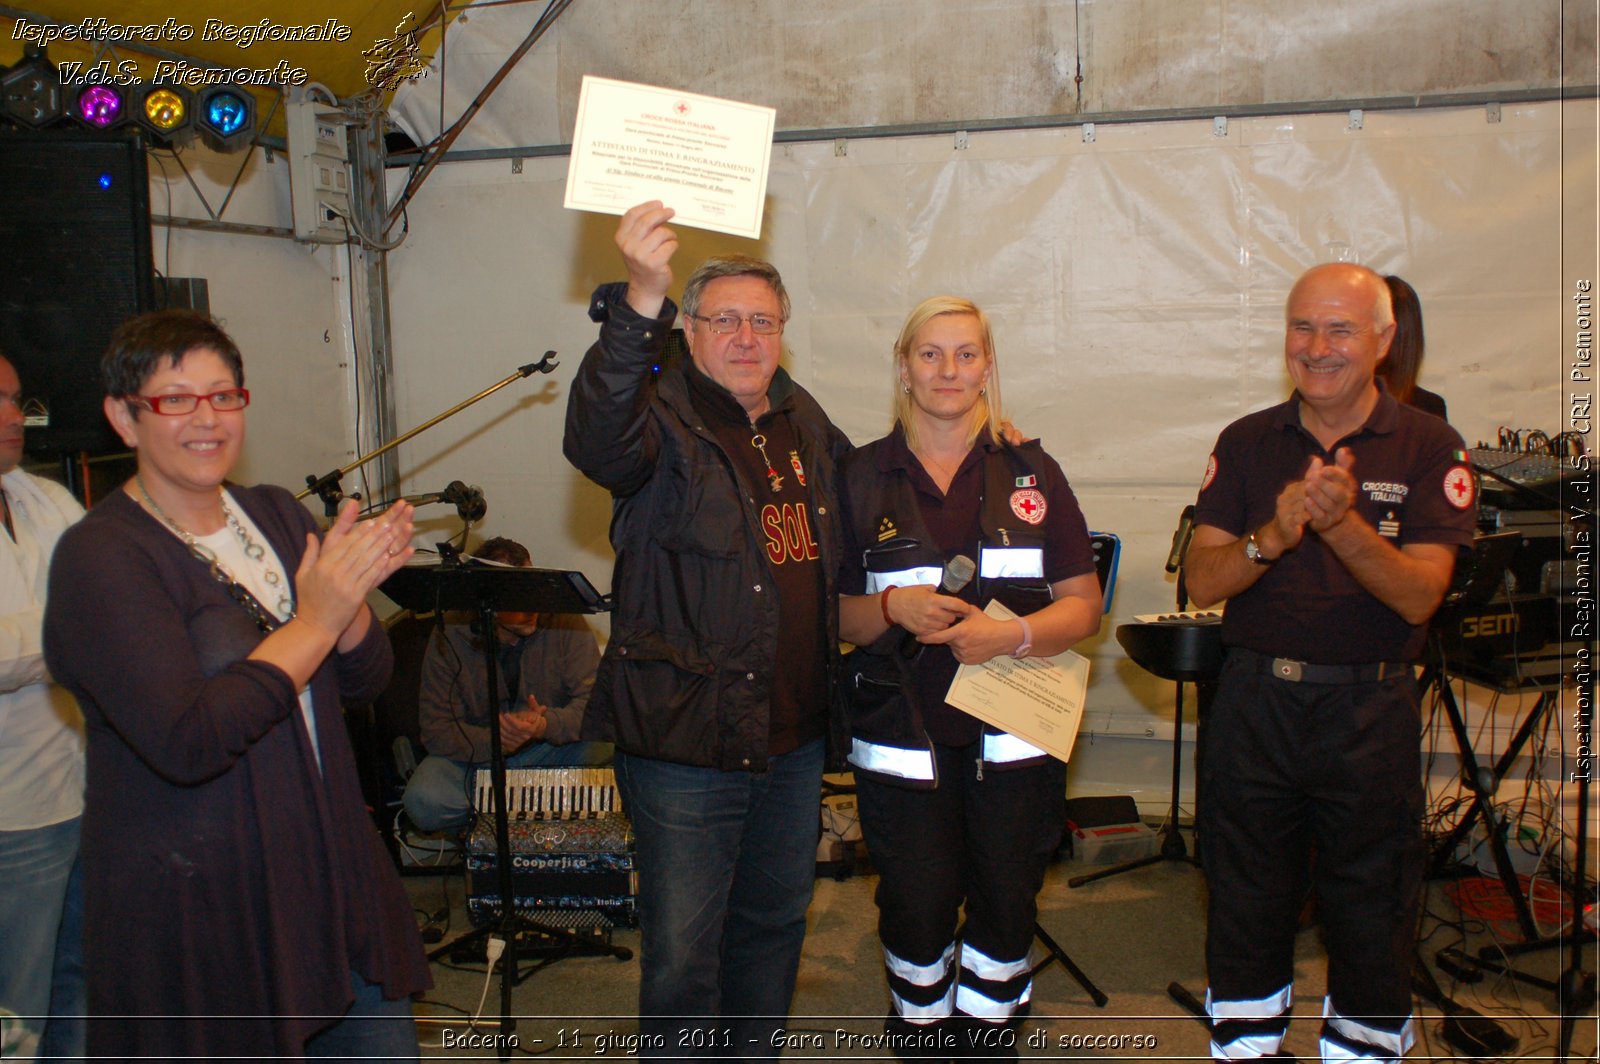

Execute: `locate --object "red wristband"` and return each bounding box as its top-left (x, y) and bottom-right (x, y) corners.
top-left (880, 585), bottom-right (899, 626)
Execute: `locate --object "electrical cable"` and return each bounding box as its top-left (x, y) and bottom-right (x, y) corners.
top-left (342, 231), bottom-right (375, 507)
top-left (333, 198), bottom-right (410, 252)
top-left (470, 935), bottom-right (505, 1026)
top-left (147, 150), bottom-right (178, 285)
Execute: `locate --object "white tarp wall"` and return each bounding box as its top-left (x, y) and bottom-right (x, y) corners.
top-left (139, 148), bottom-right (359, 498)
top-left (386, 0), bottom-right (1590, 149)
top-left (383, 97), bottom-right (1594, 809)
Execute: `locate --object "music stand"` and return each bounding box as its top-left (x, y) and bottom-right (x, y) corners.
top-left (1070, 566), bottom-right (1218, 890)
top-left (382, 560), bottom-right (626, 1050)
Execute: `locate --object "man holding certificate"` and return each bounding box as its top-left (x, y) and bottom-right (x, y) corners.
top-left (564, 202), bottom-right (850, 1055)
top-left (836, 296), bottom-right (1102, 1054)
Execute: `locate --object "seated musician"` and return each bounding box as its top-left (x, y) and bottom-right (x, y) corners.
top-left (401, 536), bottom-right (610, 833)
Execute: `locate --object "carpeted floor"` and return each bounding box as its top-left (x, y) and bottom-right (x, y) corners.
top-left (399, 828), bottom-right (1597, 1061)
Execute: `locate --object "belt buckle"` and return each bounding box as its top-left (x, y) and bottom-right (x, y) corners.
top-left (1271, 657), bottom-right (1303, 682)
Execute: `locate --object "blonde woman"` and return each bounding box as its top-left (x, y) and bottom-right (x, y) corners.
top-left (837, 296), bottom-right (1102, 1054)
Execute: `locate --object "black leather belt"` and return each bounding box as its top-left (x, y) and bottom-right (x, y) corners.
top-left (1230, 647), bottom-right (1411, 685)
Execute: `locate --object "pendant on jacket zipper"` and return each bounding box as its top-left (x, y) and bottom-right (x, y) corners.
top-left (750, 432), bottom-right (784, 493)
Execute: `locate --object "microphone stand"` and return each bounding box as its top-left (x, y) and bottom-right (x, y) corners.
top-left (297, 352), bottom-right (558, 517)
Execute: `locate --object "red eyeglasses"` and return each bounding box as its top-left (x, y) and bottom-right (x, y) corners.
top-left (125, 389), bottom-right (251, 416)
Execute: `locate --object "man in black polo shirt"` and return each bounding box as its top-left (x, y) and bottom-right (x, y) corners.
top-left (1185, 263), bottom-right (1476, 1062)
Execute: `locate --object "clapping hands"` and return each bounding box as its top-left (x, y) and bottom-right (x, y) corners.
top-left (294, 498), bottom-right (414, 639)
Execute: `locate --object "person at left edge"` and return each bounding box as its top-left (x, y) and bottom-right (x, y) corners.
top-left (563, 201), bottom-right (851, 1057)
top-left (836, 296), bottom-right (1102, 1056)
top-left (42, 310), bottom-right (431, 1060)
top-left (0, 351), bottom-right (86, 1061)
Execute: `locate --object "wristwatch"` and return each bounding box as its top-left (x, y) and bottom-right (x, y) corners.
top-left (1244, 531), bottom-right (1273, 565)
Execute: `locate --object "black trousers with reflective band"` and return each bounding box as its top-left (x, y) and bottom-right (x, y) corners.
top-left (858, 742), bottom-right (1065, 1057)
top-left (1200, 653), bottom-right (1423, 1055)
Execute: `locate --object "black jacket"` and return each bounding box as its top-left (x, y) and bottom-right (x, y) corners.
top-left (563, 283), bottom-right (852, 772)
top-left (838, 435), bottom-right (1059, 785)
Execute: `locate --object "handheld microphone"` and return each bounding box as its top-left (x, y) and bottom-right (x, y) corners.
top-left (1165, 505), bottom-right (1196, 574)
top-left (899, 553), bottom-right (976, 657)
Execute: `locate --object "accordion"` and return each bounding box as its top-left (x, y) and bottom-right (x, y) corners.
top-left (466, 767), bottom-right (637, 929)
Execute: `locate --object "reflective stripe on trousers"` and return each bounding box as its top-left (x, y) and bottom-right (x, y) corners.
top-left (884, 940), bottom-right (1033, 1025)
top-left (1320, 997), bottom-right (1414, 1061)
top-left (953, 940), bottom-right (1033, 1021)
top-left (1207, 984), bottom-right (1292, 1059)
top-left (1207, 988), bottom-right (1415, 1061)
top-left (884, 942), bottom-right (957, 1023)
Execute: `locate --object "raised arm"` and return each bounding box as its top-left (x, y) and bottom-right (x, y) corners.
top-left (563, 203), bottom-right (681, 496)
top-left (617, 201), bottom-right (677, 318)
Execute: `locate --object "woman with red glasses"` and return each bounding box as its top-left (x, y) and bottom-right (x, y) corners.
top-left (43, 309), bottom-right (430, 1060)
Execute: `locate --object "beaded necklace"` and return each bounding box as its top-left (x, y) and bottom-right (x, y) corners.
top-left (136, 476), bottom-right (294, 632)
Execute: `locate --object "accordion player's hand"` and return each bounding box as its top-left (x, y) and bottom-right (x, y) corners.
top-left (500, 706), bottom-right (547, 749)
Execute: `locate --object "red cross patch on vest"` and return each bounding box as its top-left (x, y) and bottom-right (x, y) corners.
top-left (1442, 465), bottom-right (1475, 510)
top-left (1010, 488), bottom-right (1047, 525)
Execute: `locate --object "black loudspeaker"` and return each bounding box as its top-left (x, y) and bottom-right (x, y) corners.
top-left (0, 131), bottom-right (154, 458)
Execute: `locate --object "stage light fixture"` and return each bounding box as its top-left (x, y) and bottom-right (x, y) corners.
top-left (1, 47), bottom-right (64, 128)
top-left (132, 84), bottom-right (195, 144)
top-left (68, 83), bottom-right (129, 129)
top-left (196, 86), bottom-right (255, 152)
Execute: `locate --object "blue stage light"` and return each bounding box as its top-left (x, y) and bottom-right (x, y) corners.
top-left (196, 86), bottom-right (256, 152)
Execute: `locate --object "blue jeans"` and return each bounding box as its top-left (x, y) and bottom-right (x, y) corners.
top-left (402, 740), bottom-right (612, 832)
top-left (0, 817), bottom-right (85, 1061)
top-left (615, 740), bottom-right (824, 1062)
top-left (303, 970), bottom-right (418, 1061)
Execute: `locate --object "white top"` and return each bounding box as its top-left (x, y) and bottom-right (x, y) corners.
top-left (193, 489), bottom-right (321, 771)
top-left (0, 470), bottom-right (86, 830)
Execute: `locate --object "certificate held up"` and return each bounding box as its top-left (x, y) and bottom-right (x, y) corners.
top-left (564, 75), bottom-right (776, 240)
